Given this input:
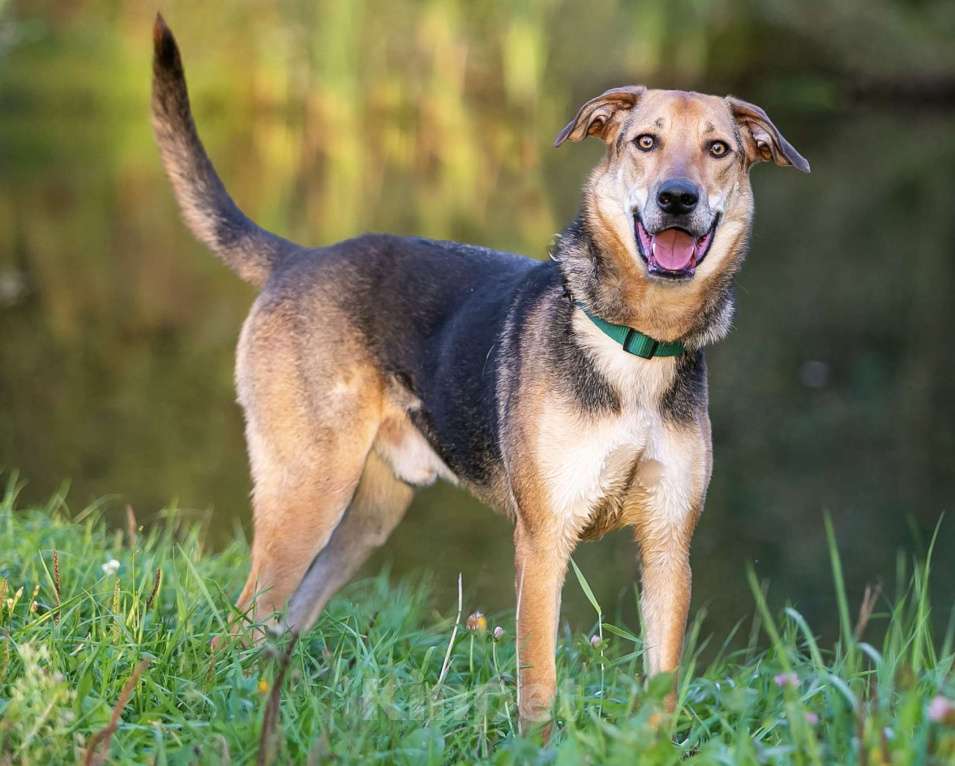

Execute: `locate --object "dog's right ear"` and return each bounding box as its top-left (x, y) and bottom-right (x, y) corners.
top-left (554, 86), bottom-right (646, 148)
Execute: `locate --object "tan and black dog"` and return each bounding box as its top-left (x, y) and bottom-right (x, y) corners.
top-left (151, 15), bottom-right (808, 729)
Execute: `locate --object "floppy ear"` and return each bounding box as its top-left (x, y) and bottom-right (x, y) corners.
top-left (727, 96), bottom-right (810, 173)
top-left (554, 85), bottom-right (646, 148)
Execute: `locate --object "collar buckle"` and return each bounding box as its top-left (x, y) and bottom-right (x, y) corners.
top-left (623, 329), bottom-right (660, 359)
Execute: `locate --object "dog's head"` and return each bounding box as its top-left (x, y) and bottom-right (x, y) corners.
top-left (556, 87), bottom-right (809, 284)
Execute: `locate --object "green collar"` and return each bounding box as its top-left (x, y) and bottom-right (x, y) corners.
top-left (575, 302), bottom-right (684, 359)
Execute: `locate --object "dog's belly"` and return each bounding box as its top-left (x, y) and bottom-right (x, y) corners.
top-left (374, 415), bottom-right (459, 487)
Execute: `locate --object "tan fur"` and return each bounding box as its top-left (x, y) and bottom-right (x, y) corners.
top-left (152, 17), bottom-right (808, 736)
top-left (232, 293), bottom-right (386, 626)
top-left (208, 88), bottom-right (801, 732)
top-left (286, 450), bottom-right (414, 631)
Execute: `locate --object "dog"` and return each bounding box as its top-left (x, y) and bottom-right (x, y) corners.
top-left (151, 14), bottom-right (808, 730)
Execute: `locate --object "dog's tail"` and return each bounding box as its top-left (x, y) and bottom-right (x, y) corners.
top-left (151, 14), bottom-right (300, 287)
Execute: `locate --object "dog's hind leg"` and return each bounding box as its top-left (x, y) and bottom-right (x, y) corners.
top-left (233, 418), bottom-right (380, 634)
top-left (231, 339), bottom-right (386, 634)
top-left (286, 449), bottom-right (413, 633)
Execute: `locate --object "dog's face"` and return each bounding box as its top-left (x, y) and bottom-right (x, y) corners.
top-left (556, 87), bottom-right (809, 283)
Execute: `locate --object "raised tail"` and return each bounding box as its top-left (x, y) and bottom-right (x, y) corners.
top-left (151, 14), bottom-right (300, 287)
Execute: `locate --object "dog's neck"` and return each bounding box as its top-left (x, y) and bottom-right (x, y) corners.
top-left (553, 212), bottom-right (738, 350)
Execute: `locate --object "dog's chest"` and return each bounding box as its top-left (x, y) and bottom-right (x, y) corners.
top-left (537, 405), bottom-right (655, 528)
top-left (538, 315), bottom-right (682, 534)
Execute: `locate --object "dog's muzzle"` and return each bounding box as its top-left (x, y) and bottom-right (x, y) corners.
top-left (633, 213), bottom-right (719, 280)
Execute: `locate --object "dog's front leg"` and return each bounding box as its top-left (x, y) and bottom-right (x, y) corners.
top-left (513, 519), bottom-right (572, 733)
top-left (636, 532), bottom-right (693, 682)
top-left (632, 423), bottom-right (710, 708)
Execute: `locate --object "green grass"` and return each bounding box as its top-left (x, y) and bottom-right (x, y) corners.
top-left (0, 477), bottom-right (953, 765)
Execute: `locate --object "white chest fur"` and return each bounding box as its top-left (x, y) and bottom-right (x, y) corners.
top-left (535, 310), bottom-right (700, 539)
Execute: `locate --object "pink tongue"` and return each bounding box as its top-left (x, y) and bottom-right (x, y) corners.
top-left (652, 229), bottom-right (696, 271)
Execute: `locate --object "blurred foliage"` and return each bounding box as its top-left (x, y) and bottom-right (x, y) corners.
top-left (0, 0), bottom-right (953, 639)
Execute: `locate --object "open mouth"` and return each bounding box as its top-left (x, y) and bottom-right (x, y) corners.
top-left (633, 214), bottom-right (719, 280)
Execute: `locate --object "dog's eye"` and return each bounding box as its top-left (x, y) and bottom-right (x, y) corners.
top-left (709, 141), bottom-right (730, 158)
top-left (635, 134), bottom-right (657, 152)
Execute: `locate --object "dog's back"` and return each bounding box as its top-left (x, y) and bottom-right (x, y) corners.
top-left (258, 233), bottom-right (556, 486)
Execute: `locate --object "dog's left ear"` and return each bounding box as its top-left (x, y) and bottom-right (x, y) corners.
top-left (554, 86), bottom-right (646, 147)
top-left (727, 97), bottom-right (810, 173)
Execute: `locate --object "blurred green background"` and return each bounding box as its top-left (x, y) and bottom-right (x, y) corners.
top-left (1, 0), bottom-right (953, 640)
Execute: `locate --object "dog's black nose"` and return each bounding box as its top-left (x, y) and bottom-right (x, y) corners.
top-left (657, 179), bottom-right (700, 215)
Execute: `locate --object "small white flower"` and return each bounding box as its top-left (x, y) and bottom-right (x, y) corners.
top-left (101, 559), bottom-right (120, 576)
